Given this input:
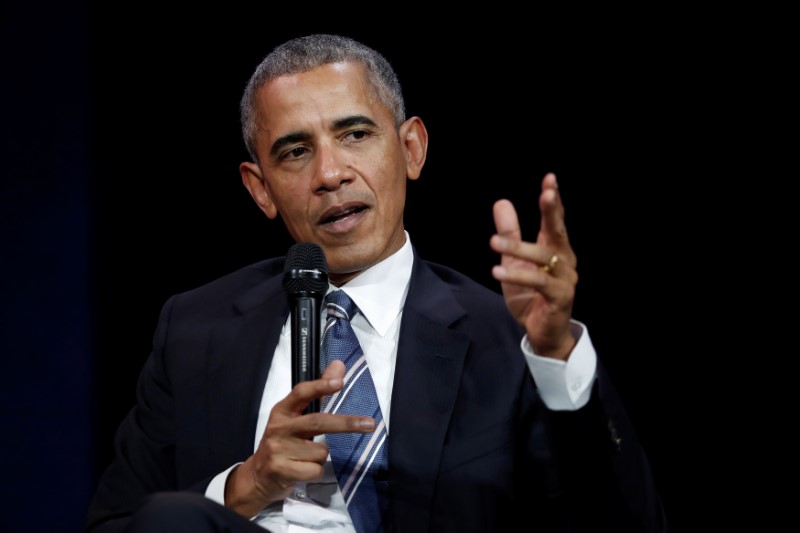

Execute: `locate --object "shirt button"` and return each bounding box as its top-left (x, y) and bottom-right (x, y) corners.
top-left (295, 488), bottom-right (306, 499)
top-left (570, 379), bottom-right (582, 391)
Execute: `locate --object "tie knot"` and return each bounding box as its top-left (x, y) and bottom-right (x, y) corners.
top-left (324, 290), bottom-right (356, 321)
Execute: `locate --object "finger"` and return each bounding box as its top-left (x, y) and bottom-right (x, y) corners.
top-left (492, 199), bottom-right (521, 241)
top-left (491, 199), bottom-right (523, 268)
top-left (491, 196), bottom-right (569, 274)
top-left (299, 411), bottom-right (377, 436)
top-left (315, 358), bottom-right (376, 433)
top-left (321, 359), bottom-right (345, 379)
top-left (493, 262), bottom-right (573, 295)
top-left (281, 457), bottom-right (329, 484)
top-left (261, 433), bottom-right (330, 465)
top-left (277, 361), bottom-right (346, 415)
top-left (490, 237), bottom-right (559, 270)
top-left (492, 241), bottom-right (577, 289)
top-left (538, 173), bottom-right (570, 249)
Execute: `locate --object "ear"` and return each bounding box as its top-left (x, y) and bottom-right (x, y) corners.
top-left (399, 116), bottom-right (428, 181)
top-left (240, 161), bottom-right (278, 219)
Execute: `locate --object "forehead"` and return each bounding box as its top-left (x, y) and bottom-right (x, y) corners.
top-left (254, 62), bottom-right (386, 134)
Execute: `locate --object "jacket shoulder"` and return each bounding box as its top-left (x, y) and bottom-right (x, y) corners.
top-left (183, 257), bottom-right (285, 295)
top-left (421, 260), bottom-right (506, 304)
top-left (416, 259), bottom-right (522, 335)
top-left (163, 257), bottom-right (286, 320)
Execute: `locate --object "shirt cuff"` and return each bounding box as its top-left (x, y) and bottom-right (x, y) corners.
top-left (521, 319), bottom-right (597, 411)
top-left (205, 463), bottom-right (242, 506)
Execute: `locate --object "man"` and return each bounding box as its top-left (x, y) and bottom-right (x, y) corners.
top-left (86, 34), bottom-right (667, 532)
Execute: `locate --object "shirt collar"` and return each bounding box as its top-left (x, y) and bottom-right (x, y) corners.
top-left (328, 231), bottom-right (413, 337)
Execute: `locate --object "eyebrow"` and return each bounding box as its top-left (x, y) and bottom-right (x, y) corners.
top-left (269, 132), bottom-right (309, 158)
top-left (268, 114), bottom-right (379, 158)
top-left (333, 114), bottom-right (377, 130)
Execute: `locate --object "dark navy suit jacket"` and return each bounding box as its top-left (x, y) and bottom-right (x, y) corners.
top-left (86, 249), bottom-right (668, 532)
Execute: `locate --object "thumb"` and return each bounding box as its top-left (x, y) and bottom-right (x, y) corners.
top-left (493, 199), bottom-right (521, 240)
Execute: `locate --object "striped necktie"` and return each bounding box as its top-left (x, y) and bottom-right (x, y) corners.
top-left (321, 289), bottom-right (389, 533)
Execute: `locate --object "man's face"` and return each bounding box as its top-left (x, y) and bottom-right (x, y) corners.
top-left (241, 62), bottom-right (423, 284)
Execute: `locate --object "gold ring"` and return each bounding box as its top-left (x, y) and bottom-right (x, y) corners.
top-left (539, 254), bottom-right (558, 274)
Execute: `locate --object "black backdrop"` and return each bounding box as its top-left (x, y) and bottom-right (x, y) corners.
top-left (5, 4), bottom-right (759, 531)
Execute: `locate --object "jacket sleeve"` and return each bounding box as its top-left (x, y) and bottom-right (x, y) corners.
top-left (541, 362), bottom-right (670, 532)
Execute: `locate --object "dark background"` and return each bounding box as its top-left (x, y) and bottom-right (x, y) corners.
top-left (4, 3), bottom-right (773, 532)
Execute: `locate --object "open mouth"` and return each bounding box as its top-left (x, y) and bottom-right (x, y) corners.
top-left (321, 205), bottom-right (367, 225)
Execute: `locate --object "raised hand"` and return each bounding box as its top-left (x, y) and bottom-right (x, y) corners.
top-left (490, 173), bottom-right (579, 360)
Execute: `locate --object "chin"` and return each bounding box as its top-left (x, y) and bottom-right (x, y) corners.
top-left (325, 245), bottom-right (375, 276)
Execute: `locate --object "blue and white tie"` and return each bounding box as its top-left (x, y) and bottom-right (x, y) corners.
top-left (321, 289), bottom-right (389, 533)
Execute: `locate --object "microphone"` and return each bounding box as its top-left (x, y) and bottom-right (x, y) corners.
top-left (282, 242), bottom-right (329, 414)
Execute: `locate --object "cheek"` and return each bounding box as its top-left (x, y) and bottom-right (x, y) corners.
top-left (385, 159), bottom-right (410, 211)
top-left (369, 149), bottom-right (407, 197)
top-left (270, 182), bottom-right (310, 226)
top-left (270, 177), bottom-right (306, 208)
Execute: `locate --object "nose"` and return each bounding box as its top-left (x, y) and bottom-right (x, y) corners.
top-left (314, 142), bottom-right (354, 191)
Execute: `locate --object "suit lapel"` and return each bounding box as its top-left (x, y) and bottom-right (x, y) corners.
top-left (195, 252), bottom-right (472, 531)
top-left (205, 275), bottom-right (289, 467)
top-left (389, 255), bottom-right (470, 532)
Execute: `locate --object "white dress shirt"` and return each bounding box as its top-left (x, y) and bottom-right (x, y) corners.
top-left (206, 232), bottom-right (597, 531)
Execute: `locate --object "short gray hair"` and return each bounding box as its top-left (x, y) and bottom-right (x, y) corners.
top-left (240, 34), bottom-right (406, 162)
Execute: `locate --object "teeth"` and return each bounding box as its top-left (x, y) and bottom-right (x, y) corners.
top-left (325, 208), bottom-right (355, 224)
top-left (334, 207), bottom-right (356, 219)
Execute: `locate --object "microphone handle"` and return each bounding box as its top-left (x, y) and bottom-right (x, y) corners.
top-left (290, 294), bottom-right (321, 414)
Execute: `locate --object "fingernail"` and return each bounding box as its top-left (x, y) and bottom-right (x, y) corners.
top-left (328, 378), bottom-right (342, 388)
top-left (359, 419), bottom-right (376, 430)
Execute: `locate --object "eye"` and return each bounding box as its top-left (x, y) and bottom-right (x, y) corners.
top-left (281, 146), bottom-right (308, 161)
top-left (343, 130), bottom-right (369, 143)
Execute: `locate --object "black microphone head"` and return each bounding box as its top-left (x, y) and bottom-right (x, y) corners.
top-left (283, 242), bottom-right (329, 296)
